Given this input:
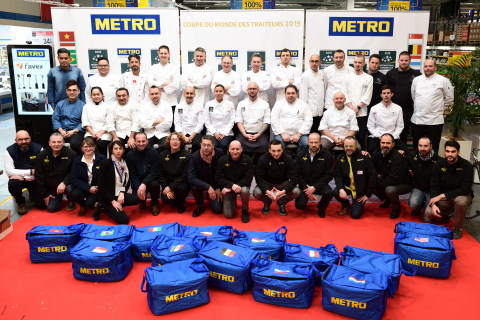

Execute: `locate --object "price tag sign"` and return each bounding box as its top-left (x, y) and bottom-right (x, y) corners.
top-left (242, 0), bottom-right (263, 9)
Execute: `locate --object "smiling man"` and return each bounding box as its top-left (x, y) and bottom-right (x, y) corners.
top-left (270, 48), bottom-right (302, 103)
top-left (425, 140), bottom-right (474, 239)
top-left (181, 47), bottom-right (213, 107)
top-left (120, 53), bottom-right (149, 107)
top-left (86, 57), bottom-right (121, 104)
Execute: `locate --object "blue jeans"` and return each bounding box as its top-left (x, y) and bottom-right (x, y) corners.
top-left (334, 188), bottom-right (365, 219)
top-left (46, 193), bottom-right (64, 213)
top-left (191, 185), bottom-right (223, 214)
top-left (408, 188), bottom-right (430, 212)
top-left (273, 134), bottom-right (309, 148)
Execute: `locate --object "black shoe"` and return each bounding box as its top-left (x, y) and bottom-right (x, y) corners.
top-left (17, 203), bottom-right (28, 215)
top-left (389, 209), bottom-right (400, 219)
top-left (279, 205), bottom-right (288, 216)
top-left (66, 201), bottom-right (76, 211)
top-left (410, 209), bottom-right (421, 217)
top-left (241, 209), bottom-right (250, 223)
top-left (92, 204), bottom-right (101, 221)
top-left (139, 201), bottom-right (147, 210)
top-left (318, 210), bottom-right (326, 218)
top-left (177, 204), bottom-right (185, 213)
top-left (192, 207), bottom-right (204, 217)
top-left (151, 203), bottom-right (160, 216)
top-left (78, 206), bottom-right (86, 216)
top-left (452, 226), bottom-right (463, 239)
top-left (380, 200), bottom-right (391, 209)
top-left (261, 202), bottom-right (271, 215)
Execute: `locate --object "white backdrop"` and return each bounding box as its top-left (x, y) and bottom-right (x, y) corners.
top-left (305, 10), bottom-right (430, 71)
top-left (180, 10), bottom-right (305, 73)
top-left (51, 7), bottom-right (180, 77)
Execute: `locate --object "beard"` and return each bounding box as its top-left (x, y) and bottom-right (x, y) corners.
top-left (381, 148), bottom-right (390, 156)
top-left (20, 145), bottom-right (29, 152)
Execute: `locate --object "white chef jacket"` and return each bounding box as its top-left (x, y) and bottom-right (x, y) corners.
top-left (323, 64), bottom-right (354, 109)
top-left (181, 63), bottom-right (213, 107)
top-left (343, 72), bottom-right (373, 118)
top-left (139, 100), bottom-right (173, 139)
top-left (319, 106), bottom-right (359, 141)
top-left (119, 71), bottom-right (149, 106)
top-left (270, 65), bottom-right (302, 103)
top-left (106, 101), bottom-right (140, 139)
top-left (236, 97), bottom-right (271, 133)
top-left (147, 63), bottom-right (180, 106)
top-left (204, 99), bottom-right (235, 136)
top-left (211, 69), bottom-right (242, 107)
top-left (299, 68), bottom-right (325, 117)
top-left (174, 100), bottom-right (205, 135)
top-left (82, 101), bottom-right (112, 140)
top-left (241, 70), bottom-right (271, 103)
top-left (411, 73), bottom-right (454, 125)
top-left (86, 73), bottom-right (121, 104)
top-left (367, 102), bottom-right (404, 139)
top-left (271, 98), bottom-right (312, 136)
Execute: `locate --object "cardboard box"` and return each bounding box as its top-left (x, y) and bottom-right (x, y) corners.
top-left (0, 209), bottom-right (13, 240)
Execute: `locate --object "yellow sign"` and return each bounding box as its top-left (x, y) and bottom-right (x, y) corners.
top-left (243, 0), bottom-right (263, 9)
top-left (106, 0), bottom-right (126, 7)
top-left (389, 1), bottom-right (410, 11)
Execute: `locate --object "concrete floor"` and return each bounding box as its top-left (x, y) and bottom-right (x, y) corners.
top-left (0, 112), bottom-right (479, 241)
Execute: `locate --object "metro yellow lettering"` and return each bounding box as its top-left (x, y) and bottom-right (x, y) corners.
top-left (132, 18), bottom-right (143, 30)
top-left (95, 19), bottom-right (110, 30)
top-left (333, 21), bottom-right (346, 32)
top-left (110, 19), bottom-right (121, 30)
top-left (367, 21), bottom-right (377, 32)
top-left (347, 21), bottom-right (356, 32)
top-left (379, 21), bottom-right (389, 32)
top-left (141, 253), bottom-right (152, 258)
top-left (145, 19), bottom-right (156, 30)
top-left (357, 20), bottom-right (366, 32)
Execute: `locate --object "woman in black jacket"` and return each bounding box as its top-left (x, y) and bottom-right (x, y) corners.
top-left (95, 140), bottom-right (139, 224)
top-left (65, 137), bottom-right (105, 216)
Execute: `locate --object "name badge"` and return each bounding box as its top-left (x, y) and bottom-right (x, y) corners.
top-left (357, 170), bottom-right (363, 175)
top-left (178, 108), bottom-right (183, 114)
top-left (209, 107), bottom-right (214, 112)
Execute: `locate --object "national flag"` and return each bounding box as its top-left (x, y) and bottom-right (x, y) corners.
top-left (169, 244), bottom-right (185, 252)
top-left (49, 229), bottom-right (63, 233)
top-left (274, 268), bottom-right (290, 274)
top-left (59, 31), bottom-right (75, 44)
top-left (408, 45), bottom-right (422, 55)
top-left (200, 231), bottom-right (213, 236)
top-left (100, 230), bottom-right (114, 236)
top-left (148, 227), bottom-right (162, 232)
top-left (251, 238), bottom-right (265, 243)
top-left (92, 247), bottom-right (109, 253)
top-left (220, 248), bottom-right (236, 257)
top-left (349, 276), bottom-right (366, 284)
top-left (305, 250), bottom-right (320, 258)
top-left (414, 237), bottom-right (429, 243)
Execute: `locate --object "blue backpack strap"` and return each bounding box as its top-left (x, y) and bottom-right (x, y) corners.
top-left (190, 258), bottom-right (209, 272)
top-left (192, 235), bottom-right (208, 251)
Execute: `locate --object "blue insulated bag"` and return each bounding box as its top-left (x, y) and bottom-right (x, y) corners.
top-left (283, 243), bottom-right (339, 285)
top-left (394, 232), bottom-right (456, 279)
top-left (232, 226), bottom-right (287, 260)
top-left (131, 223), bottom-right (181, 261)
top-left (199, 241), bottom-right (258, 293)
top-left (394, 222), bottom-right (453, 240)
top-left (70, 238), bottom-right (133, 282)
top-left (151, 234), bottom-right (207, 266)
top-left (26, 223), bottom-right (86, 263)
top-left (141, 258), bottom-right (210, 315)
top-left (340, 246), bottom-right (415, 295)
top-left (177, 225), bottom-right (233, 243)
top-left (251, 259), bottom-right (316, 308)
top-left (321, 264), bottom-right (392, 320)
top-left (80, 224), bottom-right (135, 242)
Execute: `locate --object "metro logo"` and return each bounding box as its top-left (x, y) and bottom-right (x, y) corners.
top-left (215, 50), bottom-right (239, 58)
top-left (117, 48), bottom-right (142, 55)
top-left (16, 50), bottom-right (45, 58)
top-left (275, 50), bottom-right (299, 57)
top-left (91, 14), bottom-right (161, 34)
top-left (329, 17), bottom-right (394, 37)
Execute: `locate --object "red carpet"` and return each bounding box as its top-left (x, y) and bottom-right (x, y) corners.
top-left (0, 200), bottom-right (478, 320)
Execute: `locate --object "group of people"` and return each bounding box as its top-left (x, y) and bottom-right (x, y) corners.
top-left (4, 45), bottom-right (473, 239)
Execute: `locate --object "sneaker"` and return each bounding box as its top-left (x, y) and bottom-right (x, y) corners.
top-left (78, 206), bottom-right (86, 216)
top-left (279, 205), bottom-right (288, 216)
top-left (17, 203), bottom-right (27, 215)
top-left (452, 227), bottom-right (463, 239)
top-left (241, 209), bottom-right (250, 223)
top-left (66, 201), bottom-right (76, 211)
top-left (337, 207), bottom-right (349, 216)
top-left (389, 209), bottom-right (400, 219)
top-left (192, 207), bottom-right (205, 217)
top-left (261, 202), bottom-right (271, 215)
top-left (139, 201), bottom-right (147, 210)
top-left (151, 203), bottom-right (160, 216)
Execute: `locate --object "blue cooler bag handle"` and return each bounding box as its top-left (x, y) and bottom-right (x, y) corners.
top-left (140, 270), bottom-right (157, 293)
top-left (252, 254), bottom-right (271, 268)
top-left (218, 226), bottom-right (233, 236)
top-left (190, 258), bottom-right (209, 272)
top-left (191, 235), bottom-right (208, 251)
top-left (232, 228), bottom-right (247, 241)
top-left (284, 243), bottom-right (302, 254)
top-left (275, 226), bottom-right (288, 241)
top-left (401, 265), bottom-right (417, 276)
top-left (322, 244), bottom-right (339, 256)
top-left (293, 264), bottom-right (318, 276)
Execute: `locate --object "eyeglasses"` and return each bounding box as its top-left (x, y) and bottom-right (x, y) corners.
top-left (82, 145), bottom-right (94, 149)
top-left (170, 138), bottom-right (180, 142)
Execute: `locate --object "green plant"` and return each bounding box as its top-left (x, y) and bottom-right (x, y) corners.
top-left (438, 48), bottom-right (480, 138)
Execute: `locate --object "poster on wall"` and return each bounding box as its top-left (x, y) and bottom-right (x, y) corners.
top-left (51, 7), bottom-right (180, 77)
top-left (7, 45), bottom-right (54, 116)
top-left (180, 10), bottom-right (304, 75)
top-left (305, 11), bottom-right (430, 72)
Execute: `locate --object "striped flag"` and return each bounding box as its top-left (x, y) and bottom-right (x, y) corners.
top-left (349, 276), bottom-right (366, 284)
top-left (220, 248), bottom-right (236, 257)
top-left (274, 269), bottom-right (290, 274)
top-left (251, 238), bottom-right (265, 243)
top-left (305, 250), bottom-right (320, 258)
top-left (169, 244), bottom-right (185, 252)
top-left (59, 31), bottom-right (76, 47)
top-left (49, 229), bottom-right (63, 233)
top-left (200, 231), bottom-right (213, 236)
top-left (414, 237), bottom-right (429, 243)
top-left (92, 247), bottom-right (109, 254)
top-left (148, 227), bottom-right (162, 232)
top-left (100, 230), bottom-right (114, 236)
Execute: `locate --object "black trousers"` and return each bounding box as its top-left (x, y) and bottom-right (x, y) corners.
top-left (8, 179), bottom-right (42, 207)
top-left (65, 184), bottom-right (98, 208)
top-left (161, 182), bottom-right (190, 207)
top-left (134, 180), bottom-right (161, 205)
top-left (100, 193), bottom-right (140, 224)
top-left (294, 184), bottom-right (334, 212)
top-left (411, 123), bottom-right (443, 153)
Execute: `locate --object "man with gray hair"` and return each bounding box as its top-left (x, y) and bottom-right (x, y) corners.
top-left (216, 140), bottom-right (254, 223)
top-left (181, 47), bottom-right (213, 107)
